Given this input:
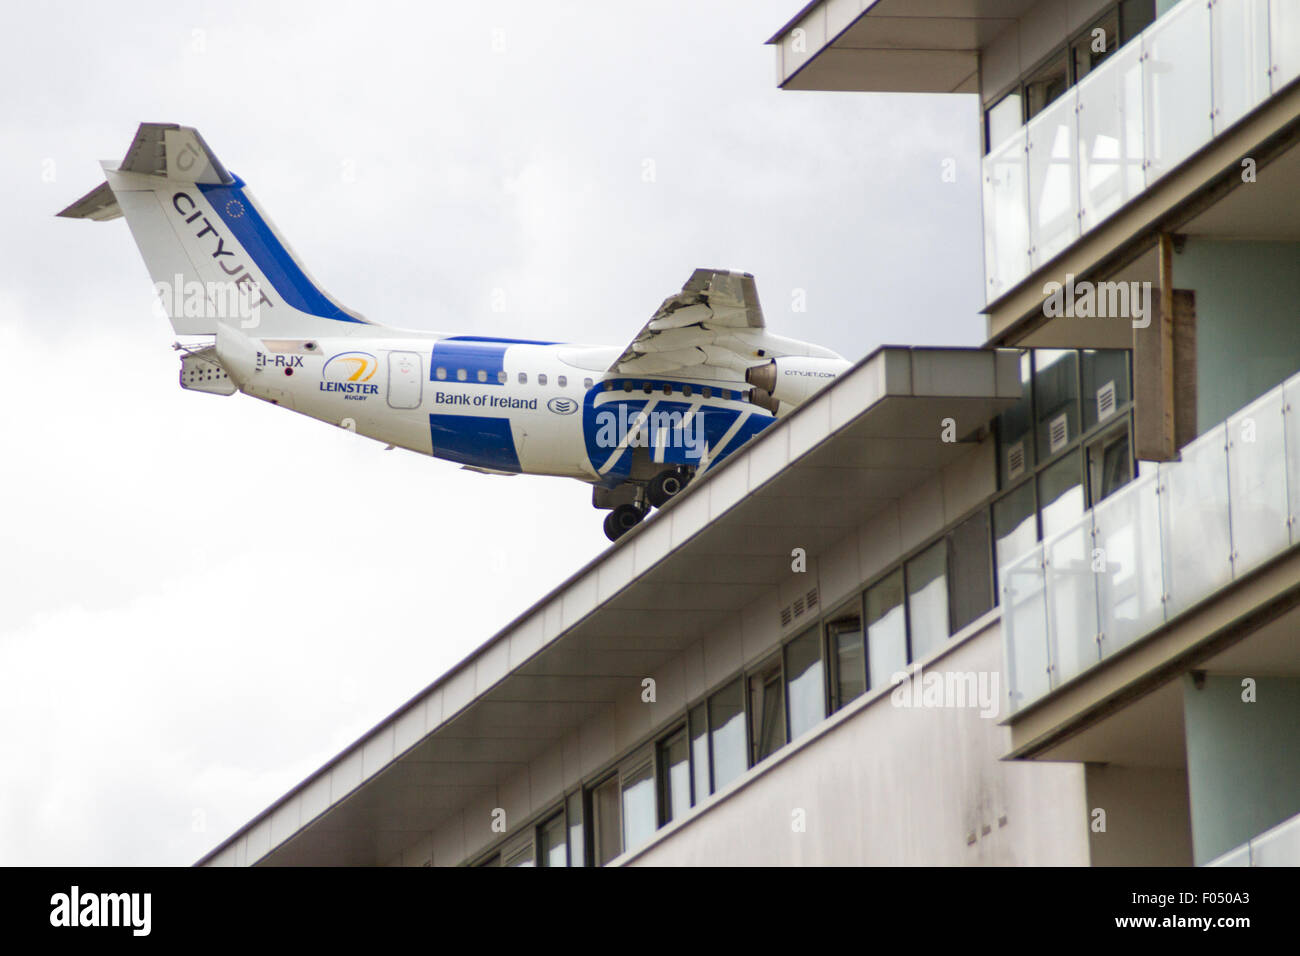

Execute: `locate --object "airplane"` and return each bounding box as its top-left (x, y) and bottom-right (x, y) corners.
top-left (59, 124), bottom-right (850, 541)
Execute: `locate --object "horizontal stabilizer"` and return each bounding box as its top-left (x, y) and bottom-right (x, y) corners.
top-left (56, 182), bottom-right (121, 221)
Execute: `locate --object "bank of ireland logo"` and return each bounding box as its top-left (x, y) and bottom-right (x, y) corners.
top-left (320, 351), bottom-right (380, 400)
top-left (548, 396), bottom-right (578, 415)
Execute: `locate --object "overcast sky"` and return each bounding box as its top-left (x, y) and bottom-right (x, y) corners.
top-left (0, 0), bottom-right (984, 865)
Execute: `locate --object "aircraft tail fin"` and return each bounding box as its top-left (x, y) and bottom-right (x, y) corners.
top-left (58, 123), bottom-right (369, 336)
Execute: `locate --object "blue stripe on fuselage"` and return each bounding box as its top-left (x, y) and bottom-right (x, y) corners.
top-left (428, 414), bottom-right (521, 472)
top-left (197, 176), bottom-right (364, 323)
top-left (430, 338), bottom-right (514, 385)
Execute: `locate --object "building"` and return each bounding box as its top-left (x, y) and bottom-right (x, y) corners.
top-left (199, 0), bottom-right (1300, 866)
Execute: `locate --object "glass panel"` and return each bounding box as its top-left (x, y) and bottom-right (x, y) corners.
top-left (785, 627), bottom-right (825, 740)
top-left (708, 679), bottom-right (746, 791)
top-left (689, 704), bottom-right (709, 801)
top-left (1094, 471), bottom-right (1166, 655)
top-left (1002, 545), bottom-right (1050, 711)
top-left (592, 777), bottom-right (621, 866)
top-left (1287, 376), bottom-right (1300, 548)
top-left (1077, 42), bottom-right (1145, 231)
top-left (504, 842), bottom-right (535, 867)
top-left (1044, 516), bottom-right (1100, 688)
top-left (1142, 0), bottom-right (1213, 185)
top-left (1227, 385), bottom-right (1289, 576)
top-left (1039, 449), bottom-right (1085, 539)
top-left (827, 609), bottom-right (865, 711)
top-left (948, 510), bottom-right (993, 632)
top-left (1027, 88), bottom-right (1080, 268)
top-left (620, 762), bottom-right (656, 853)
top-left (866, 570), bottom-right (908, 689)
top-left (1212, 0), bottom-right (1271, 134)
top-left (1081, 349), bottom-right (1131, 431)
top-left (1271, 0), bottom-right (1300, 90)
top-left (749, 662), bottom-right (785, 764)
top-left (659, 730), bottom-right (691, 825)
top-left (983, 129), bottom-right (1031, 300)
top-left (1034, 350), bottom-right (1080, 461)
top-left (994, 480), bottom-right (1038, 569)
top-left (539, 813), bottom-right (567, 867)
top-left (1159, 424), bottom-right (1232, 618)
top-left (998, 351), bottom-right (1035, 485)
top-left (906, 540), bottom-right (949, 660)
top-left (566, 791), bottom-right (585, 867)
top-left (987, 91), bottom-right (1023, 152)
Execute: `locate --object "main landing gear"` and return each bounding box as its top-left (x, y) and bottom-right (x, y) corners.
top-left (602, 467), bottom-right (693, 542)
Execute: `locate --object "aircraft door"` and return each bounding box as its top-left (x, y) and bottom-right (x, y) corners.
top-left (387, 351), bottom-right (423, 409)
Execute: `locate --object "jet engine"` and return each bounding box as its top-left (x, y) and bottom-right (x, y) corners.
top-left (746, 355), bottom-right (850, 408)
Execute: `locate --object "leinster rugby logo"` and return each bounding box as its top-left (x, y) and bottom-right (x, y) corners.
top-left (547, 396), bottom-right (578, 416)
top-left (320, 351), bottom-right (380, 401)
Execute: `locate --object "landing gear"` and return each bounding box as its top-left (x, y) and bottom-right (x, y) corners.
top-left (603, 502), bottom-right (646, 542)
top-left (647, 467), bottom-right (691, 509)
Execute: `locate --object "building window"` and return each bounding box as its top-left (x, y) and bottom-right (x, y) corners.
top-left (502, 837), bottom-right (535, 867)
top-left (948, 510), bottom-right (994, 633)
top-left (658, 728), bottom-right (691, 825)
top-left (826, 608), bottom-right (866, 712)
top-left (620, 758), bottom-right (656, 855)
top-left (785, 626), bottom-right (825, 740)
top-left (538, 811), bottom-right (567, 867)
top-left (997, 352), bottom-right (1035, 485)
top-left (906, 540), bottom-right (949, 661)
top-left (708, 678), bottom-right (746, 791)
top-left (1081, 349), bottom-right (1130, 432)
top-left (566, 791), bottom-right (585, 867)
top-left (591, 776), bottom-right (621, 866)
top-left (1072, 8), bottom-right (1119, 82)
top-left (1038, 448), bottom-right (1085, 539)
top-left (1034, 349), bottom-right (1080, 461)
top-left (1087, 421), bottom-right (1134, 504)
top-left (1119, 0), bottom-right (1156, 44)
top-left (749, 658), bottom-right (785, 765)
top-left (994, 479), bottom-right (1038, 570)
top-left (689, 703), bottom-right (710, 801)
top-left (1024, 50), bottom-right (1069, 121)
top-left (866, 570), bottom-right (907, 689)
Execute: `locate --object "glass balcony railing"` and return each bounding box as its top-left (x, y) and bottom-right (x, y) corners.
top-left (983, 0), bottom-right (1300, 302)
top-left (1207, 809), bottom-right (1300, 866)
top-left (1002, 370), bottom-right (1300, 713)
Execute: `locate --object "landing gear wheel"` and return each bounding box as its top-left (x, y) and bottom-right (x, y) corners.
top-left (647, 468), bottom-right (690, 509)
top-left (603, 503), bottom-right (646, 542)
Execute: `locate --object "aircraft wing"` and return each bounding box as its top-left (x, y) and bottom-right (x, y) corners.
top-left (603, 268), bottom-right (767, 381)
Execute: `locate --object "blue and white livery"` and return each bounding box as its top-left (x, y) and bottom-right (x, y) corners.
top-left (60, 124), bottom-right (850, 540)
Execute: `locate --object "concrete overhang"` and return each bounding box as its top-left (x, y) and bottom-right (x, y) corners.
top-left (768, 0), bottom-right (1035, 93)
top-left (197, 345), bottom-right (1021, 867)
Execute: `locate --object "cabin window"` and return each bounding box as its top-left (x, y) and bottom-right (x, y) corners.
top-left (558, 375), bottom-right (568, 388)
top-left (477, 370), bottom-right (487, 383)
top-left (435, 367), bottom-right (447, 381)
top-left (456, 368), bottom-right (467, 382)
top-left (702, 387), bottom-right (712, 399)
top-left (682, 385), bottom-right (693, 397)
top-left (497, 370), bottom-right (507, 384)
top-left (538, 373), bottom-right (548, 386)
top-left (518, 372), bottom-right (527, 384)
top-left (584, 378), bottom-right (594, 389)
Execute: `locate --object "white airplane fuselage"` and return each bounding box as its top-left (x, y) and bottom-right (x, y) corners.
top-left (210, 323), bottom-right (836, 487)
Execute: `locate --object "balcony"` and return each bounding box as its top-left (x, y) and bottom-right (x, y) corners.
top-left (983, 0), bottom-right (1300, 303)
top-left (1002, 368), bottom-right (1300, 713)
top-left (1207, 808), bottom-right (1300, 865)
